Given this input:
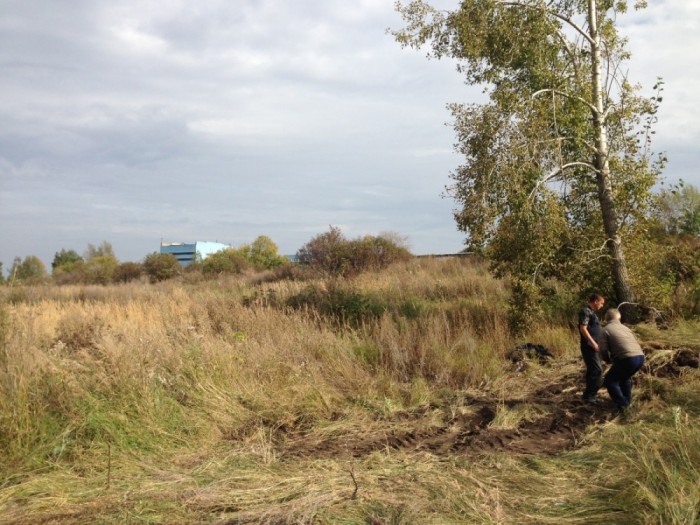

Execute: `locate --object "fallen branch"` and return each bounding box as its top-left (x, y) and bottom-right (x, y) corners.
top-left (349, 468), bottom-right (359, 500)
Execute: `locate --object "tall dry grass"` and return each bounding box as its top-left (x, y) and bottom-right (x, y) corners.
top-left (1, 256), bottom-right (698, 524)
top-left (0, 258), bottom-right (518, 471)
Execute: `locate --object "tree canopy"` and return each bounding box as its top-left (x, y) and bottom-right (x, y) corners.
top-left (393, 0), bottom-right (664, 321)
top-left (240, 236), bottom-right (289, 270)
top-left (656, 183), bottom-right (700, 237)
top-left (52, 249), bottom-right (83, 271)
top-left (84, 241), bottom-right (116, 261)
top-left (9, 256), bottom-right (47, 284)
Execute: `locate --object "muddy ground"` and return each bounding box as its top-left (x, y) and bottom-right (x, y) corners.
top-left (279, 369), bottom-right (607, 460)
top-left (278, 345), bottom-right (700, 461)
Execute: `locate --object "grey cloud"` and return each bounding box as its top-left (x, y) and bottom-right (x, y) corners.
top-left (1, 0), bottom-right (698, 270)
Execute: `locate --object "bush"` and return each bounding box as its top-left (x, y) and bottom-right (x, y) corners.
top-left (8, 255), bottom-right (48, 285)
top-left (84, 255), bottom-right (118, 285)
top-left (296, 227), bottom-right (412, 277)
top-left (286, 284), bottom-right (388, 327)
top-left (143, 253), bottom-right (181, 282)
top-left (202, 248), bottom-right (249, 275)
top-left (240, 236), bottom-right (289, 270)
top-left (348, 235), bottom-right (412, 273)
top-left (113, 262), bottom-right (144, 283)
top-left (297, 226), bottom-right (350, 275)
top-left (52, 261), bottom-right (88, 285)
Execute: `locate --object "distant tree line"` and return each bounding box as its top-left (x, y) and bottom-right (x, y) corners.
top-left (2, 208), bottom-right (695, 318)
top-left (0, 229), bottom-right (413, 286)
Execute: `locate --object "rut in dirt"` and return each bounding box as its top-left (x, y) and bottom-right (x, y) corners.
top-left (273, 345), bottom-right (699, 461)
top-left (278, 370), bottom-right (612, 460)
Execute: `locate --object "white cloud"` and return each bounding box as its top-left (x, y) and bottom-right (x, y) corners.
top-left (0, 0), bottom-right (698, 267)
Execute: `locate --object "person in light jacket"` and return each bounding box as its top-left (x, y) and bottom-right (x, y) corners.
top-left (600, 308), bottom-right (645, 412)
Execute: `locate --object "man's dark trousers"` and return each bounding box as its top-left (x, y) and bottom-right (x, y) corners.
top-left (604, 355), bottom-right (645, 409)
top-left (581, 346), bottom-right (603, 401)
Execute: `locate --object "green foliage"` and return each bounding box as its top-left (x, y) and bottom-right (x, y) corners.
top-left (629, 188), bottom-right (700, 317)
top-left (296, 226), bottom-right (412, 277)
top-left (51, 243), bottom-right (119, 285)
top-left (507, 279), bottom-right (543, 335)
top-left (52, 260), bottom-right (88, 285)
top-left (297, 226), bottom-right (349, 275)
top-left (202, 248), bottom-right (249, 275)
top-left (84, 241), bottom-right (115, 261)
top-left (84, 255), bottom-right (118, 285)
top-left (51, 249), bottom-right (83, 271)
top-left (9, 255), bottom-right (48, 284)
top-left (286, 284), bottom-right (388, 327)
top-left (350, 234), bottom-right (413, 272)
top-left (655, 182), bottom-right (700, 237)
top-left (239, 235), bottom-right (288, 270)
top-left (143, 253), bottom-right (181, 282)
top-left (393, 0), bottom-right (663, 318)
top-left (0, 261), bottom-right (4, 284)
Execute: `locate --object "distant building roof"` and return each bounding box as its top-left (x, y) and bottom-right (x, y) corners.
top-left (160, 241), bottom-right (229, 266)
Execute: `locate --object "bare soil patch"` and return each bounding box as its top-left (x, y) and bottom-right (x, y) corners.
top-left (279, 369), bottom-right (610, 460)
top-left (279, 346), bottom-right (700, 461)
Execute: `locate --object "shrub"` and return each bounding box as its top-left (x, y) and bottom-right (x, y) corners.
top-left (52, 260), bottom-right (88, 285)
top-left (240, 235), bottom-right (289, 270)
top-left (347, 234), bottom-right (412, 273)
top-left (286, 284), bottom-right (387, 326)
top-left (296, 227), bottom-right (412, 277)
top-left (113, 262), bottom-right (144, 283)
top-left (202, 248), bottom-right (249, 275)
top-left (507, 279), bottom-right (543, 335)
top-left (143, 252), bottom-right (181, 282)
top-left (84, 255), bottom-right (118, 285)
top-left (296, 226), bottom-right (350, 275)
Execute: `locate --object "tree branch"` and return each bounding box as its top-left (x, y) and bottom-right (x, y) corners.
top-left (497, 0), bottom-right (595, 46)
top-left (349, 468), bottom-right (359, 500)
top-left (574, 238), bottom-right (616, 264)
top-left (529, 161), bottom-right (597, 198)
top-left (532, 88), bottom-right (598, 114)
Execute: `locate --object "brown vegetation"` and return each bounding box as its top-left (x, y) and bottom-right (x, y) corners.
top-left (0, 257), bottom-right (698, 524)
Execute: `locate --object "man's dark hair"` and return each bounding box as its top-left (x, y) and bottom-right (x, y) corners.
top-left (588, 293), bottom-right (604, 303)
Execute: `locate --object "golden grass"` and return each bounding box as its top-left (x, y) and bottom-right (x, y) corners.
top-left (1, 258), bottom-right (699, 524)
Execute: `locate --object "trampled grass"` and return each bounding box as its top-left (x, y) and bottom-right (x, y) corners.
top-left (1, 257), bottom-right (699, 524)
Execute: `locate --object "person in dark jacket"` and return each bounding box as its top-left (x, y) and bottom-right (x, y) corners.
top-left (600, 308), bottom-right (645, 413)
top-left (579, 294), bottom-right (605, 403)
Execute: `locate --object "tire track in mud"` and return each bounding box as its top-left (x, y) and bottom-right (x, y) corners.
top-left (278, 343), bottom-right (699, 461)
top-left (279, 371), bottom-right (613, 460)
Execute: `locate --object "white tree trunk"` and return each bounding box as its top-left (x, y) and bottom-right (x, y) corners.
top-left (588, 0), bottom-right (636, 318)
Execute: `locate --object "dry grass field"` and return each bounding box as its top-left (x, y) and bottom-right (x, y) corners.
top-left (1, 257), bottom-right (699, 524)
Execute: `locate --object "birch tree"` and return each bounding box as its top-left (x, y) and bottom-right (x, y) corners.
top-left (393, 0), bottom-right (664, 320)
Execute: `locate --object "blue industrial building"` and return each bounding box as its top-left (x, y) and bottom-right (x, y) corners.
top-left (160, 241), bottom-right (229, 267)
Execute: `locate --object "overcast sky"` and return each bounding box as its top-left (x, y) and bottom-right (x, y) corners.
top-left (1, 1), bottom-right (698, 270)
